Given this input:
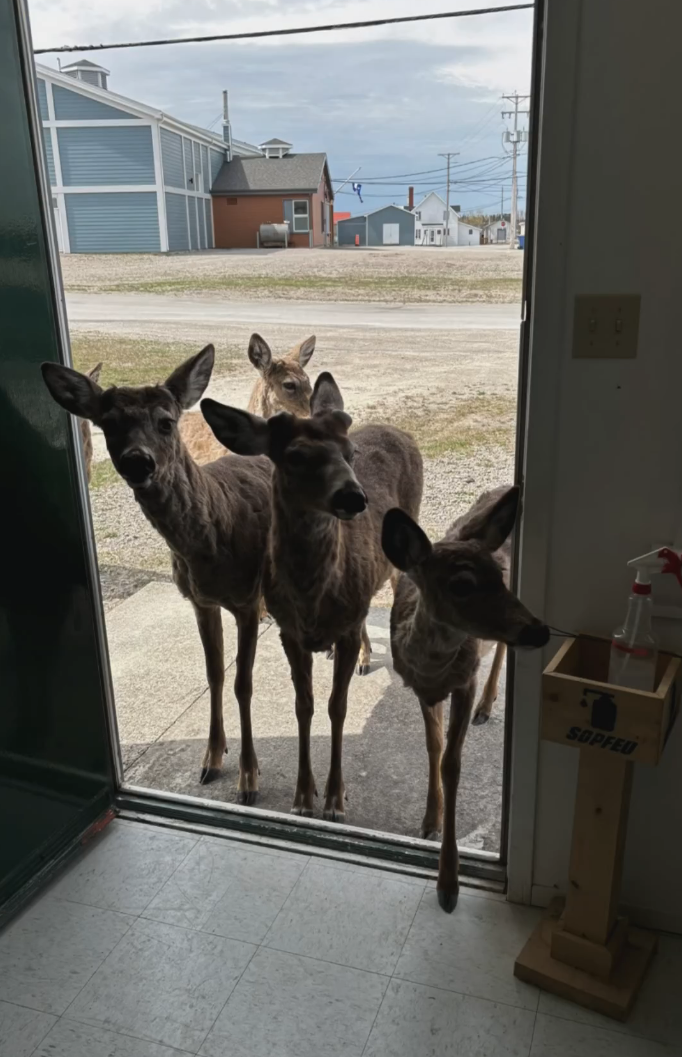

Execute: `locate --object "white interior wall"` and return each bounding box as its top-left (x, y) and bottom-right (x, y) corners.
top-left (512, 0), bottom-right (682, 932)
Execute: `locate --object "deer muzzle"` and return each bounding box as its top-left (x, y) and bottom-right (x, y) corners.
top-left (331, 485), bottom-right (368, 521)
top-left (119, 448), bottom-right (156, 488)
top-left (515, 620), bottom-right (550, 649)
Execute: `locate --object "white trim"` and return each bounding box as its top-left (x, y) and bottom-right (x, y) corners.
top-left (506, 2), bottom-right (582, 906)
top-left (151, 122), bottom-right (169, 253)
top-left (44, 119), bottom-right (152, 128)
top-left (52, 184), bottom-right (158, 193)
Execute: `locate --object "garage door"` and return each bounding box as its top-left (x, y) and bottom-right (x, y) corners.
top-left (383, 223), bottom-right (400, 245)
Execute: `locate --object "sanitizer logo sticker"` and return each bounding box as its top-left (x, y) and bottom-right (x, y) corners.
top-left (580, 689), bottom-right (617, 731)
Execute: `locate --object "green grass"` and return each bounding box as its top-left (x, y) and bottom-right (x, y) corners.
top-left (67, 275), bottom-right (522, 302)
top-left (363, 394), bottom-right (518, 459)
top-left (71, 333), bottom-right (243, 388)
top-left (90, 458), bottom-right (120, 490)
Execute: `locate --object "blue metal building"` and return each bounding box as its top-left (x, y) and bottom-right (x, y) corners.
top-left (36, 61), bottom-right (261, 254)
top-left (336, 204), bottom-right (416, 247)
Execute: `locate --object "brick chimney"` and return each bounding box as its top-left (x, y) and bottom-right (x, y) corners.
top-left (408, 186), bottom-right (414, 211)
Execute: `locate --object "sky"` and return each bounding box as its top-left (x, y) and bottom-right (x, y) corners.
top-left (29, 0), bottom-right (534, 216)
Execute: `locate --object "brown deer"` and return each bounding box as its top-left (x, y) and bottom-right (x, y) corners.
top-left (201, 373), bottom-right (423, 821)
top-left (381, 485), bottom-right (549, 912)
top-left (177, 334), bottom-right (316, 465)
top-left (79, 362), bottom-right (102, 482)
top-left (41, 345), bottom-right (274, 800)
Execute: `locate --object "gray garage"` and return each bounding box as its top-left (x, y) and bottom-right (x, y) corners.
top-left (337, 204), bottom-right (415, 247)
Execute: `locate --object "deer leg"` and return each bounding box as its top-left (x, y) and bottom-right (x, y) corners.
top-left (324, 630), bottom-right (360, 822)
top-left (281, 633), bottom-right (316, 817)
top-left (234, 608), bottom-right (260, 805)
top-left (472, 643), bottom-right (506, 726)
top-left (437, 682), bottom-right (475, 913)
top-left (357, 622), bottom-right (372, 676)
top-left (419, 699), bottom-right (444, 841)
top-left (194, 604), bottom-right (226, 785)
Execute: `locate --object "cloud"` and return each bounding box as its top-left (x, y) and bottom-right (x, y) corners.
top-left (30, 0), bottom-right (532, 213)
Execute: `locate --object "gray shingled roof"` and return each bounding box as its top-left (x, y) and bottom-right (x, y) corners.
top-left (211, 153), bottom-right (328, 195)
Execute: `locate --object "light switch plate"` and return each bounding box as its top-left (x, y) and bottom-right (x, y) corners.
top-left (572, 294), bottom-right (641, 358)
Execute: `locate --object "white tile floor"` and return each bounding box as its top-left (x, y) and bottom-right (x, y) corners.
top-left (0, 819), bottom-right (679, 1056)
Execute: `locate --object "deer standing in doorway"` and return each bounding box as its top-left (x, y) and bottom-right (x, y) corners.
top-left (177, 334), bottom-right (316, 464)
top-left (381, 486), bottom-right (549, 912)
top-left (42, 344), bottom-right (277, 799)
top-left (201, 373), bottom-right (423, 821)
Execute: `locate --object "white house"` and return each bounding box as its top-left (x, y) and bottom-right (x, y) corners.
top-left (481, 217), bottom-right (510, 244)
top-left (412, 191), bottom-right (481, 247)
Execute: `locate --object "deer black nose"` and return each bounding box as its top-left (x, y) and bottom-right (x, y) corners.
top-left (331, 485), bottom-right (367, 520)
top-left (119, 448), bottom-right (156, 486)
top-left (516, 621), bottom-right (550, 649)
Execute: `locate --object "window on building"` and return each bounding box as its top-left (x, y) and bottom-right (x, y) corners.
top-left (469, 229), bottom-right (473, 235)
top-left (293, 200), bottom-right (310, 233)
top-left (437, 229), bottom-right (441, 235)
top-left (416, 211), bottom-right (421, 220)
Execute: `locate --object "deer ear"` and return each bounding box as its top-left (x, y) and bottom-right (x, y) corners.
top-left (382, 508), bottom-right (432, 572)
top-left (311, 371), bottom-right (344, 416)
top-left (88, 361), bottom-right (103, 386)
top-left (248, 333), bottom-right (272, 373)
top-left (200, 399), bottom-right (270, 456)
top-left (164, 345), bottom-right (214, 409)
top-left (41, 362), bottom-right (103, 421)
top-left (464, 486), bottom-right (520, 551)
top-left (290, 335), bottom-right (315, 367)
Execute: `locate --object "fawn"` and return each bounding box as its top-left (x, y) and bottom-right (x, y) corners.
top-left (382, 485), bottom-right (549, 912)
top-left (201, 372), bottom-right (423, 821)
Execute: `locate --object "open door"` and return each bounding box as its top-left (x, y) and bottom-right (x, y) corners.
top-left (0, 0), bottom-right (118, 919)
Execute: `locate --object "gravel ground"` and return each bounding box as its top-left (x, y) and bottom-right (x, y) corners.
top-left (61, 245), bottom-right (523, 304)
top-left (83, 321), bottom-right (517, 609)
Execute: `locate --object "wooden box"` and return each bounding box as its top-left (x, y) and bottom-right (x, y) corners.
top-left (542, 636), bottom-right (680, 766)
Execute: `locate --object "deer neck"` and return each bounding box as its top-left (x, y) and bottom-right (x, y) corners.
top-left (133, 443), bottom-right (225, 559)
top-left (399, 591), bottom-right (468, 680)
top-left (270, 482), bottom-right (341, 600)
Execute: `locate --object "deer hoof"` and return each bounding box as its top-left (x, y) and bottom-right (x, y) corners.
top-left (290, 806), bottom-right (314, 818)
top-left (326, 648), bottom-right (334, 661)
top-left (236, 790), bottom-right (258, 806)
top-left (437, 888), bottom-right (459, 914)
top-left (472, 710), bottom-right (490, 726)
top-left (357, 663), bottom-right (371, 676)
top-left (322, 808), bottom-right (346, 823)
top-left (200, 766), bottom-right (222, 785)
top-left (422, 829), bottom-right (442, 842)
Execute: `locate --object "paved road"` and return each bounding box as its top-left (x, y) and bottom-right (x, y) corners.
top-left (66, 293), bottom-right (520, 331)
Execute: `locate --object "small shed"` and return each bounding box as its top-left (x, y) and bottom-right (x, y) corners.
top-left (337, 204), bottom-right (415, 247)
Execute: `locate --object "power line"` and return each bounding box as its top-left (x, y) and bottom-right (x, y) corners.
top-left (34, 4), bottom-right (534, 54)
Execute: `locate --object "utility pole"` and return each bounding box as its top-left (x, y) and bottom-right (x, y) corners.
top-left (502, 93), bottom-right (530, 247)
top-left (438, 152), bottom-right (459, 247)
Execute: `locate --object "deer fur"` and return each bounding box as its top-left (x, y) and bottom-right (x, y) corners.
top-left (382, 486), bottom-right (549, 912)
top-left (41, 345), bottom-right (274, 801)
top-left (177, 334), bottom-right (316, 465)
top-left (201, 373), bottom-right (423, 822)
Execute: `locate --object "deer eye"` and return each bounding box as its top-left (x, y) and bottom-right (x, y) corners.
top-left (158, 417), bottom-right (175, 435)
top-left (282, 381), bottom-right (297, 393)
top-left (450, 572), bottom-right (477, 597)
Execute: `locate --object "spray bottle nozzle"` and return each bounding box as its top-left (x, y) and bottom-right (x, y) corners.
top-left (627, 548), bottom-right (682, 590)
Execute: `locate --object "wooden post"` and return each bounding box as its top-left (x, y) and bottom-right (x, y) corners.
top-left (563, 751), bottom-right (633, 944)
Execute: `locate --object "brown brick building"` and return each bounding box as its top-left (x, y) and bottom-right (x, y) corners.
top-left (211, 142), bottom-right (333, 249)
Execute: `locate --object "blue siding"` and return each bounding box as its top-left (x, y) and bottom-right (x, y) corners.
top-left (337, 217), bottom-right (367, 246)
top-left (204, 199), bottom-right (213, 249)
top-left (183, 138), bottom-right (193, 189)
top-left (165, 192), bottom-right (189, 251)
top-left (58, 126), bottom-right (155, 186)
top-left (188, 197), bottom-right (198, 249)
top-left (43, 127), bottom-right (56, 185)
top-left (53, 85), bottom-right (139, 121)
top-left (366, 205), bottom-right (415, 246)
top-left (65, 192), bottom-right (160, 253)
top-left (210, 148), bottom-right (224, 188)
top-left (193, 141), bottom-right (201, 188)
top-left (160, 128), bottom-right (184, 189)
top-left (37, 78), bottom-right (49, 120)
top-left (201, 146), bottom-right (209, 190)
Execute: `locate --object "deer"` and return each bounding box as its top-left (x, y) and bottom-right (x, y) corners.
top-left (41, 344), bottom-right (276, 802)
top-left (175, 334), bottom-right (316, 465)
top-left (201, 372), bottom-right (423, 822)
top-left (381, 485), bottom-right (550, 912)
top-left (79, 362), bottom-right (102, 482)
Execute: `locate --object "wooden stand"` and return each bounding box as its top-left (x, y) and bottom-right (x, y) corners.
top-left (514, 637), bottom-right (680, 1021)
